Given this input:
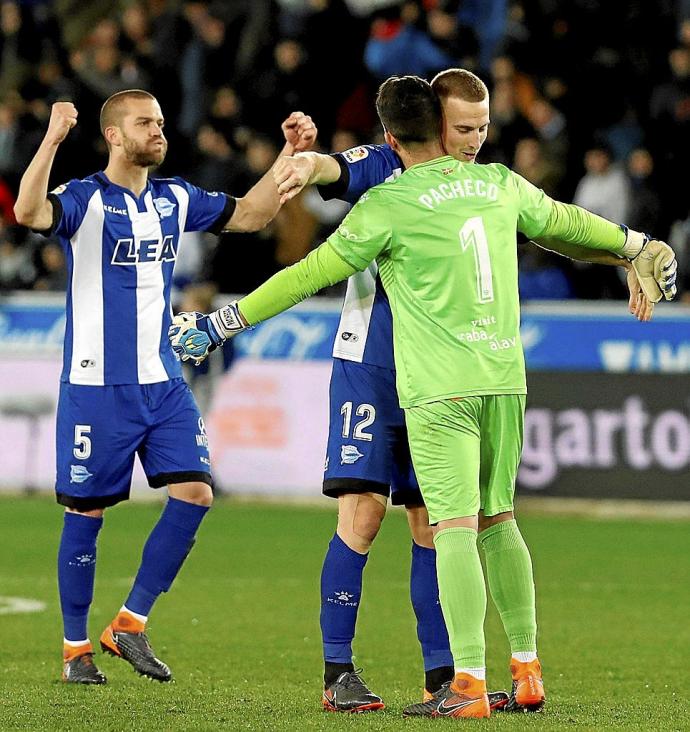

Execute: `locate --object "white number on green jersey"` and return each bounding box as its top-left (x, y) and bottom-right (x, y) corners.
top-left (459, 217), bottom-right (494, 303)
top-left (340, 401), bottom-right (376, 441)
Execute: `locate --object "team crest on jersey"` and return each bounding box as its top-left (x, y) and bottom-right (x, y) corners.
top-left (153, 197), bottom-right (176, 218)
top-left (70, 465), bottom-right (93, 484)
top-left (112, 235), bottom-right (177, 265)
top-left (343, 146), bottom-right (369, 163)
top-left (341, 445), bottom-right (364, 465)
top-left (51, 184), bottom-right (67, 195)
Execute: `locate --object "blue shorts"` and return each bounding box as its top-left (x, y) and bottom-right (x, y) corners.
top-left (323, 359), bottom-right (423, 506)
top-left (56, 378), bottom-right (211, 510)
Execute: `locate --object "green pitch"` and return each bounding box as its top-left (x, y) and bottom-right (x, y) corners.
top-left (0, 497), bottom-right (688, 731)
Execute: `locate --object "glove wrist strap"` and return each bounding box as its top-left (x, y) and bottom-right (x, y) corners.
top-left (210, 301), bottom-right (247, 339)
top-left (620, 225), bottom-right (648, 260)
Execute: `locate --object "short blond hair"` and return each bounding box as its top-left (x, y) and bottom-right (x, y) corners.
top-left (431, 68), bottom-right (488, 102)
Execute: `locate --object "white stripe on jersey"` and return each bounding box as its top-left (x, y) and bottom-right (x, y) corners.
top-left (332, 262), bottom-right (378, 363)
top-left (124, 192), bottom-right (168, 384)
top-left (168, 183), bottom-right (190, 322)
top-left (69, 190), bottom-right (105, 384)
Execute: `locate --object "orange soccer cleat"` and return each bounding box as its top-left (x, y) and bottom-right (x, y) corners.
top-left (403, 673), bottom-right (491, 718)
top-left (506, 657), bottom-right (545, 712)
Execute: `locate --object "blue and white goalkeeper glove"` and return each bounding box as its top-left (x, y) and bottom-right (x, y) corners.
top-left (620, 228), bottom-right (677, 303)
top-left (169, 302), bottom-right (247, 365)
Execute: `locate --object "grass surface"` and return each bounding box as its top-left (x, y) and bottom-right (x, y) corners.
top-left (0, 496), bottom-right (688, 730)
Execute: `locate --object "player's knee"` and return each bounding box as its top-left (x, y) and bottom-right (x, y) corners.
top-left (478, 510), bottom-right (513, 532)
top-left (352, 505), bottom-right (385, 544)
top-left (168, 481), bottom-right (214, 507)
top-left (406, 505), bottom-right (434, 548)
top-left (337, 493), bottom-right (386, 551)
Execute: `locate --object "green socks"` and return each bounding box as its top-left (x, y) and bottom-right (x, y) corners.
top-left (479, 519), bottom-right (537, 653)
top-left (433, 527), bottom-right (486, 668)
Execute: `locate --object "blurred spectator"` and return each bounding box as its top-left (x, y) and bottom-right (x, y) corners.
top-left (512, 137), bottom-right (561, 197)
top-left (207, 86), bottom-right (248, 150)
top-left (192, 124), bottom-right (249, 194)
top-left (524, 97), bottom-right (568, 172)
top-left (0, 1), bottom-right (39, 95)
top-left (490, 55), bottom-right (536, 116)
top-left (0, 224), bottom-right (35, 291)
top-left (571, 143), bottom-right (631, 299)
top-left (241, 38), bottom-right (314, 140)
top-left (457, 0), bottom-right (508, 72)
top-left (626, 148), bottom-right (664, 237)
top-left (482, 79), bottom-right (533, 165)
top-left (205, 135), bottom-right (282, 294)
top-left (364, 5), bottom-right (455, 81)
top-left (425, 2), bottom-right (479, 69)
top-left (0, 99), bottom-right (20, 181)
top-left (33, 241), bottom-right (67, 291)
top-left (573, 143), bottom-right (630, 225)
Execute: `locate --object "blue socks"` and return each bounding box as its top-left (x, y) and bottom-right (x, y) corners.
top-left (320, 533), bottom-right (368, 664)
top-left (410, 542), bottom-right (454, 685)
top-left (125, 497), bottom-right (209, 616)
top-left (58, 512), bottom-right (103, 642)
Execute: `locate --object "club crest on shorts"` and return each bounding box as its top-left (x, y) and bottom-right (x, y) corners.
top-left (70, 465), bottom-right (93, 483)
top-left (340, 445), bottom-right (364, 465)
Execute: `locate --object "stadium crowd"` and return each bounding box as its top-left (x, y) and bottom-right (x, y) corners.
top-left (1, 0), bottom-right (689, 303)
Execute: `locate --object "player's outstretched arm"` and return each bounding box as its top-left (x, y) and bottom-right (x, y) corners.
top-left (273, 152), bottom-right (341, 204)
top-left (535, 200), bottom-right (677, 303)
top-left (224, 111), bottom-right (317, 233)
top-left (170, 242), bottom-right (357, 364)
top-left (14, 102), bottom-right (78, 230)
top-left (532, 237), bottom-right (655, 320)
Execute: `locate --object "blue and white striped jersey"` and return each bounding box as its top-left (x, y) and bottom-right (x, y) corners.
top-left (50, 172), bottom-right (233, 385)
top-left (318, 144), bottom-right (402, 369)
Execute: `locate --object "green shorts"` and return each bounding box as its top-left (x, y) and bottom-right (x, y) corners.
top-left (404, 394), bottom-right (525, 524)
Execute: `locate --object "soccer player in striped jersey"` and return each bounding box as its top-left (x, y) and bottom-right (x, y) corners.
top-left (171, 76), bottom-right (675, 718)
top-left (267, 69), bottom-right (655, 713)
top-left (13, 90), bottom-right (316, 685)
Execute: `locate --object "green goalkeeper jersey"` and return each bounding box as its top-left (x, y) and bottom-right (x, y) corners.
top-left (324, 156), bottom-right (623, 407)
top-left (239, 154), bottom-right (626, 408)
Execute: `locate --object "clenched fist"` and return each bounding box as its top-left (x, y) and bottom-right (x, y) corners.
top-left (46, 102), bottom-right (78, 145)
top-left (281, 112), bottom-right (317, 153)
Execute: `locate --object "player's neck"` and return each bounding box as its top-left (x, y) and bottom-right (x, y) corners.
top-left (397, 142), bottom-right (446, 170)
top-left (103, 159), bottom-right (150, 197)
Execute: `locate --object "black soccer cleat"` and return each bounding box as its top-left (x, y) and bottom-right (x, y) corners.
top-left (322, 669), bottom-right (385, 713)
top-left (62, 652), bottom-right (107, 685)
top-left (100, 624), bottom-right (172, 682)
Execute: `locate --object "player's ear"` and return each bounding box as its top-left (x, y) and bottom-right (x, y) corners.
top-left (103, 125), bottom-right (121, 148)
top-left (384, 130), bottom-right (400, 152)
